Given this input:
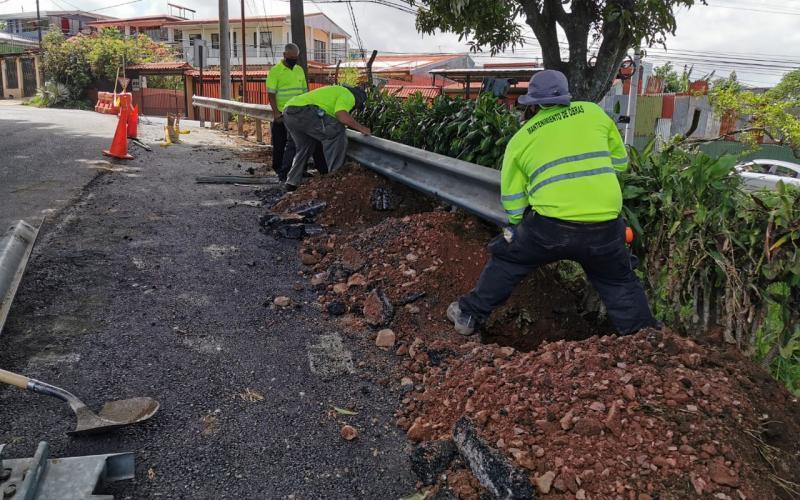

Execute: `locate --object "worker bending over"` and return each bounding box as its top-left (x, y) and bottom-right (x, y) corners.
top-left (447, 70), bottom-right (659, 337)
top-left (282, 84), bottom-right (371, 190)
top-left (266, 43), bottom-right (326, 181)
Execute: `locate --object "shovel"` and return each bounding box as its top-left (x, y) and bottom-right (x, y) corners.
top-left (0, 368), bottom-right (159, 435)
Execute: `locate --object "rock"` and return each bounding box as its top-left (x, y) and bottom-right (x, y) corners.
top-left (273, 296), bottom-right (291, 307)
top-left (452, 417), bottom-right (535, 500)
top-left (375, 329), bottom-right (396, 350)
top-left (576, 489), bottom-right (586, 500)
top-left (407, 418), bottom-right (434, 442)
top-left (560, 410), bottom-right (575, 431)
top-left (301, 252), bottom-right (320, 266)
top-left (369, 187), bottom-right (397, 211)
top-left (535, 471), bottom-right (556, 494)
top-left (589, 401), bottom-right (606, 412)
top-left (406, 253), bottom-right (419, 262)
top-left (340, 425), bottom-right (358, 441)
top-left (310, 272), bottom-right (329, 287)
top-left (333, 283), bottom-right (349, 294)
top-left (347, 273), bottom-right (367, 287)
top-left (623, 384), bottom-right (637, 401)
top-left (498, 346), bottom-right (515, 358)
top-left (405, 304), bottom-right (420, 314)
top-left (326, 300), bottom-right (347, 316)
top-left (709, 459), bottom-right (740, 487)
top-left (540, 351), bottom-right (556, 366)
top-left (400, 376), bottom-right (414, 387)
top-left (410, 440), bottom-right (458, 485)
top-left (573, 417), bottom-right (603, 436)
top-left (363, 288), bottom-right (394, 327)
top-left (341, 246), bottom-right (365, 271)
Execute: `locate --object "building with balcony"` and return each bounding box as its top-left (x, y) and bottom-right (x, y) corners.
top-left (162, 12), bottom-right (350, 67)
top-left (86, 15), bottom-right (187, 42)
top-left (0, 10), bottom-right (114, 41)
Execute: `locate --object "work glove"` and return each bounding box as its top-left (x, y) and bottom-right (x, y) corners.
top-left (502, 225), bottom-right (517, 244)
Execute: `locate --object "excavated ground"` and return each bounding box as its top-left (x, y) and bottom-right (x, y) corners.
top-left (260, 161), bottom-right (800, 499)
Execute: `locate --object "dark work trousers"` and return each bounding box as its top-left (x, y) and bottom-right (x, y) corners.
top-left (459, 212), bottom-right (659, 336)
top-left (270, 119), bottom-right (327, 182)
top-left (283, 105), bottom-right (348, 187)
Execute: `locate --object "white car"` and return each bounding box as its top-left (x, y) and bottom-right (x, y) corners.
top-left (735, 159), bottom-right (800, 191)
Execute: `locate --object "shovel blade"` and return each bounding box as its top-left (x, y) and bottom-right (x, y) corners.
top-left (70, 397), bottom-right (160, 435)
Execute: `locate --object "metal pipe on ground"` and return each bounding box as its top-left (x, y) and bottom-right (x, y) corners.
top-left (0, 220), bottom-right (39, 335)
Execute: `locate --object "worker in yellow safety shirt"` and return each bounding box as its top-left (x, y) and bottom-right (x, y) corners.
top-left (266, 43), bottom-right (326, 182)
top-left (282, 84), bottom-right (371, 190)
top-left (447, 70), bottom-right (659, 337)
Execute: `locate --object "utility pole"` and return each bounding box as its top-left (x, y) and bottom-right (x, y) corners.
top-left (35, 0), bottom-right (42, 47)
top-left (623, 48), bottom-right (643, 146)
top-left (218, 0), bottom-right (231, 129)
top-left (289, 0), bottom-right (308, 74)
top-left (240, 0), bottom-right (247, 103)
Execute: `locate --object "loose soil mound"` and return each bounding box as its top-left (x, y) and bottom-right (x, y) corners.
top-left (274, 163), bottom-right (438, 228)
top-left (399, 331), bottom-right (800, 499)
top-left (268, 164), bottom-right (800, 499)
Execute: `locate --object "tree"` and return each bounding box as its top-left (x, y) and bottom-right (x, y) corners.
top-left (710, 82), bottom-right (800, 157)
top-left (41, 28), bottom-right (174, 103)
top-left (410, 0), bottom-right (706, 101)
top-left (653, 61), bottom-right (689, 93)
top-left (768, 69), bottom-right (800, 104)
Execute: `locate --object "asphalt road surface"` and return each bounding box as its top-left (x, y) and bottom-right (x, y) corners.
top-left (0, 106), bottom-right (416, 498)
top-left (0, 102), bottom-right (122, 231)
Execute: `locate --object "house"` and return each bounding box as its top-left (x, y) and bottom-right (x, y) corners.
top-left (0, 32), bottom-right (39, 55)
top-left (86, 15), bottom-right (188, 42)
top-left (161, 12), bottom-right (351, 67)
top-left (0, 11), bottom-right (115, 41)
top-left (337, 53), bottom-right (475, 85)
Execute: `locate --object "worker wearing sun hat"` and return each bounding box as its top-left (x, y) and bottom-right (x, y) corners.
top-left (447, 69), bottom-right (659, 337)
top-left (282, 84), bottom-right (371, 190)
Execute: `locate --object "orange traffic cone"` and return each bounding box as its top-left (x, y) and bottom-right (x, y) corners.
top-left (127, 104), bottom-right (139, 139)
top-left (103, 107), bottom-right (134, 160)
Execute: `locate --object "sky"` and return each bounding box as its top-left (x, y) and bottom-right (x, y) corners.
top-left (2, 0), bottom-right (799, 87)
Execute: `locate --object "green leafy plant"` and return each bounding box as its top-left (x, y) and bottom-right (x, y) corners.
top-left (41, 27), bottom-right (175, 102)
top-left (30, 81), bottom-right (70, 107)
top-left (358, 90), bottom-right (520, 169)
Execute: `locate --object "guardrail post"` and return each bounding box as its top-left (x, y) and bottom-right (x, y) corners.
top-left (237, 113), bottom-right (244, 135)
top-left (255, 119), bottom-right (263, 144)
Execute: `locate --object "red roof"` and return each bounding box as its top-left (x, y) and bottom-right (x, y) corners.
top-left (126, 62), bottom-right (193, 71)
top-left (186, 69), bottom-right (269, 79)
top-left (384, 85), bottom-right (441, 99)
top-left (163, 15), bottom-right (289, 26)
top-left (483, 62), bottom-right (539, 69)
top-left (88, 15), bottom-right (185, 28)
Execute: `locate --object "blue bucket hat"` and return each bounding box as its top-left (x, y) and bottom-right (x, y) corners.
top-left (518, 70), bottom-right (572, 107)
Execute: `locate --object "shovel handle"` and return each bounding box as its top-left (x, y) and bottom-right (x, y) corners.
top-left (0, 368), bottom-right (31, 390)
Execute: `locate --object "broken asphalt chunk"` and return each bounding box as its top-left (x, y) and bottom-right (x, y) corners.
top-left (410, 440), bottom-right (458, 486)
top-left (452, 417), bottom-right (535, 500)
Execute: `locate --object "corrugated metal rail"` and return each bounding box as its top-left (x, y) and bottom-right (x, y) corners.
top-left (192, 96), bottom-right (506, 225)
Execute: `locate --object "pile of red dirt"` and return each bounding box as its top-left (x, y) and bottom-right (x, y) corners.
top-left (274, 164), bottom-right (438, 228)
top-left (397, 331), bottom-right (800, 499)
top-left (266, 164), bottom-right (800, 499)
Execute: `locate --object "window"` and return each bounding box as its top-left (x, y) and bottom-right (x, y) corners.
top-left (233, 31), bottom-right (237, 57)
top-left (253, 31), bottom-right (272, 48)
top-left (5, 60), bottom-right (19, 89)
top-left (173, 29), bottom-right (183, 43)
top-left (188, 34), bottom-right (202, 46)
top-left (211, 33), bottom-right (219, 50)
top-left (313, 39), bottom-right (327, 63)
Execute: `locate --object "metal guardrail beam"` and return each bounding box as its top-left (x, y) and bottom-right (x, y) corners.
top-left (345, 132), bottom-right (505, 225)
top-left (190, 96), bottom-right (506, 226)
top-left (192, 96), bottom-right (274, 122)
top-left (0, 220), bottom-right (39, 335)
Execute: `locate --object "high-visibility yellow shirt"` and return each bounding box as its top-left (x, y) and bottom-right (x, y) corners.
top-left (500, 101), bottom-right (629, 224)
top-left (285, 85), bottom-right (355, 118)
top-left (265, 60), bottom-right (308, 112)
